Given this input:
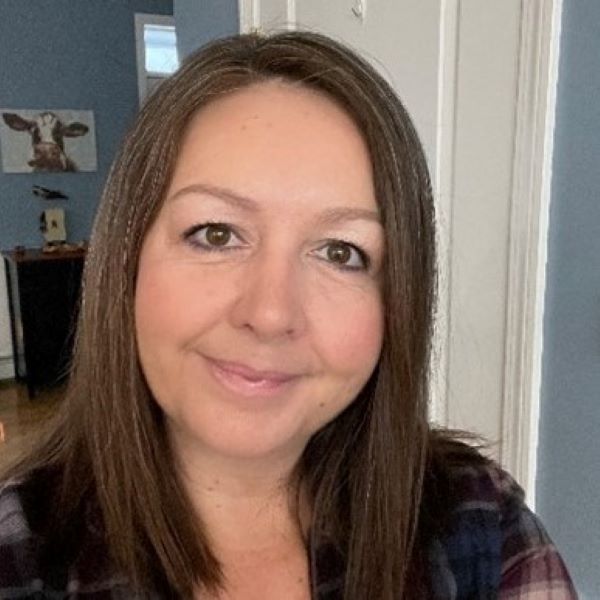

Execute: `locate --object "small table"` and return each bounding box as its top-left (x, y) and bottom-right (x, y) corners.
top-left (2, 247), bottom-right (85, 397)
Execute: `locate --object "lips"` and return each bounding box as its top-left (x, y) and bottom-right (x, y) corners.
top-left (204, 356), bottom-right (301, 397)
top-left (210, 358), bottom-right (297, 382)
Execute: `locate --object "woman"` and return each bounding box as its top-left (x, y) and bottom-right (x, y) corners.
top-left (0, 31), bottom-right (576, 599)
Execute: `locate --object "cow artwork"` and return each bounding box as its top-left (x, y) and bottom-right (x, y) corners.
top-left (0, 109), bottom-right (97, 173)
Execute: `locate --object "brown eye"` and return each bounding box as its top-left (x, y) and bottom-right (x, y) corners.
top-left (315, 240), bottom-right (369, 271)
top-left (327, 242), bottom-right (352, 264)
top-left (205, 224), bottom-right (231, 246)
top-left (183, 222), bottom-right (244, 252)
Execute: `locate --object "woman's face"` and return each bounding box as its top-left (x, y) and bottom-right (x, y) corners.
top-left (135, 81), bottom-right (385, 462)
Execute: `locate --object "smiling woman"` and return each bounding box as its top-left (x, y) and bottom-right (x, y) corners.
top-left (0, 31), bottom-right (576, 600)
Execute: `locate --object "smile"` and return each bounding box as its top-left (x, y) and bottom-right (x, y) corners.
top-left (204, 356), bottom-right (301, 398)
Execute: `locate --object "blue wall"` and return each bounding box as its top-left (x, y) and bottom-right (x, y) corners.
top-left (537, 1), bottom-right (600, 597)
top-left (174, 0), bottom-right (239, 60)
top-left (0, 0), bottom-right (173, 249)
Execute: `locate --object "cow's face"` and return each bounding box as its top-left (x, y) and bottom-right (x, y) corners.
top-left (2, 111), bottom-right (89, 171)
top-left (35, 112), bottom-right (62, 148)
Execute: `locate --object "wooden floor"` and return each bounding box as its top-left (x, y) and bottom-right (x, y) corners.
top-left (0, 379), bottom-right (64, 472)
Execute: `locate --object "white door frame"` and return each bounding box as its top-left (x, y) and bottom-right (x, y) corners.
top-left (499, 0), bottom-right (562, 506)
top-left (437, 0), bottom-right (562, 507)
top-left (239, 0), bottom-right (296, 32)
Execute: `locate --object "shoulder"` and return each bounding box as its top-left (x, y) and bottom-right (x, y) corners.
top-left (0, 474), bottom-right (133, 599)
top-left (0, 478), bottom-right (43, 597)
top-left (424, 436), bottom-right (578, 599)
top-left (439, 447), bottom-right (525, 514)
top-left (423, 433), bottom-right (516, 534)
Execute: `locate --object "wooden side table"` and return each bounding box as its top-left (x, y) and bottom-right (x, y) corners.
top-left (1, 248), bottom-right (85, 398)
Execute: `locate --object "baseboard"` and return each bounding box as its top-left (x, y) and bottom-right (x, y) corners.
top-left (0, 355), bottom-right (15, 380)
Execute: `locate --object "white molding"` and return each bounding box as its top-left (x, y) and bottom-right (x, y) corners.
top-left (0, 259), bottom-right (13, 381)
top-left (501, 0), bottom-right (563, 507)
top-left (239, 0), bottom-right (297, 33)
top-left (239, 0), bottom-right (260, 33)
top-left (431, 0), bottom-right (460, 426)
top-left (0, 355), bottom-right (15, 381)
top-left (286, 0), bottom-right (297, 30)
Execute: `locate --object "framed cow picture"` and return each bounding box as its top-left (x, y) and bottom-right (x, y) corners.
top-left (0, 109), bottom-right (97, 173)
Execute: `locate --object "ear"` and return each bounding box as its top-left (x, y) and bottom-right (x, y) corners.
top-left (2, 113), bottom-right (33, 131)
top-left (61, 122), bottom-right (89, 137)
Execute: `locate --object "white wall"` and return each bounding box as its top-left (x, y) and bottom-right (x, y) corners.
top-left (445, 3), bottom-right (521, 443)
top-left (298, 1), bottom-right (441, 172)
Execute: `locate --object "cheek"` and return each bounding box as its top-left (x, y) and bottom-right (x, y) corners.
top-left (134, 255), bottom-right (230, 347)
top-left (135, 265), bottom-right (193, 343)
top-left (311, 289), bottom-right (384, 377)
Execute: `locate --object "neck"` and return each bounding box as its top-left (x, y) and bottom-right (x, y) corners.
top-left (170, 431), bottom-right (311, 557)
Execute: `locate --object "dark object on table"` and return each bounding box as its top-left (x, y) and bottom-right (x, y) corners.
top-left (32, 185), bottom-right (68, 200)
top-left (2, 247), bottom-right (85, 398)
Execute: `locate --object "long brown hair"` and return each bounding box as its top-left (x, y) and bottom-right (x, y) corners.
top-left (5, 31), bottom-right (442, 598)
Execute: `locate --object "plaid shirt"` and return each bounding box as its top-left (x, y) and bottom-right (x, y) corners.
top-left (0, 462), bottom-right (577, 599)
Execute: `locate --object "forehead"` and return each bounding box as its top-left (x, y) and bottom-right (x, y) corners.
top-left (166, 81), bottom-right (377, 215)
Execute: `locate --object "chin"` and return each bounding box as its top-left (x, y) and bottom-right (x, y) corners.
top-left (168, 407), bottom-right (312, 465)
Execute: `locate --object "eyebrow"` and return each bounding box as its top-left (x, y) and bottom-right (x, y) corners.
top-left (167, 182), bottom-right (382, 225)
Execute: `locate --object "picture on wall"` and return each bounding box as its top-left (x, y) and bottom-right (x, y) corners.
top-left (0, 109), bottom-right (97, 173)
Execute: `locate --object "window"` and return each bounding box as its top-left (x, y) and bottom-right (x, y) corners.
top-left (135, 14), bottom-right (179, 106)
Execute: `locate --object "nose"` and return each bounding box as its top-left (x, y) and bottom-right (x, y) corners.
top-left (229, 248), bottom-right (306, 341)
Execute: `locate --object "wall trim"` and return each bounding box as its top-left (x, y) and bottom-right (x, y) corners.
top-left (431, 0), bottom-right (460, 426)
top-left (286, 0), bottom-right (297, 29)
top-left (0, 355), bottom-right (15, 381)
top-left (501, 0), bottom-right (563, 507)
top-left (238, 0), bottom-right (297, 33)
top-left (238, 0), bottom-right (260, 33)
